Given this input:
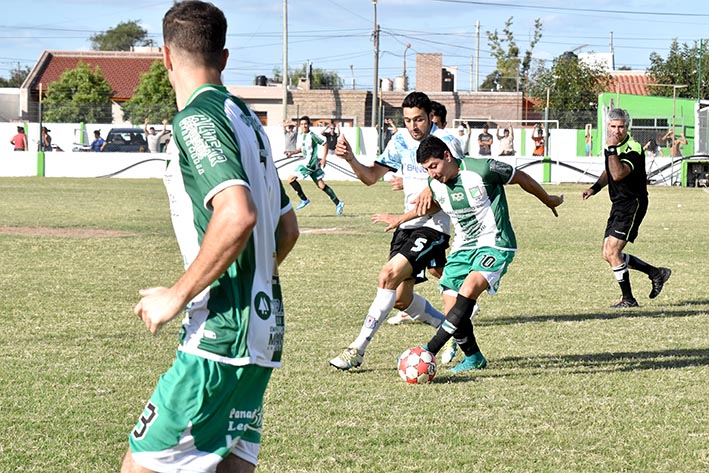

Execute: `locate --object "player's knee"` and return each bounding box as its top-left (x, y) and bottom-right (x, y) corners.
top-left (428, 267), bottom-right (443, 279)
top-left (378, 266), bottom-right (400, 289)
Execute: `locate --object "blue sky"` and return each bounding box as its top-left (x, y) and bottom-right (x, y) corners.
top-left (2, 0), bottom-right (709, 90)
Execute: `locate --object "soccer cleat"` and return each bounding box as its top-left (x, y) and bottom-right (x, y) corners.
top-left (336, 201), bottom-right (345, 215)
top-left (610, 298), bottom-right (639, 308)
top-left (649, 267), bottom-right (671, 299)
top-left (386, 311), bottom-right (419, 325)
top-left (296, 199), bottom-right (310, 210)
top-left (440, 338), bottom-right (458, 365)
top-left (449, 351), bottom-right (487, 373)
top-left (329, 347), bottom-right (363, 371)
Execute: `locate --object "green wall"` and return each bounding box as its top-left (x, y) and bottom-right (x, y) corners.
top-left (597, 93), bottom-right (695, 155)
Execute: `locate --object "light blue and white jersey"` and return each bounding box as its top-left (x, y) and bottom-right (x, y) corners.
top-left (377, 124), bottom-right (464, 233)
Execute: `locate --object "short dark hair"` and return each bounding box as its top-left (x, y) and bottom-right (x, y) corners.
top-left (430, 101), bottom-right (447, 124)
top-left (401, 91), bottom-right (431, 115)
top-left (299, 116), bottom-right (311, 125)
top-left (163, 1), bottom-right (227, 69)
top-left (416, 135), bottom-right (449, 164)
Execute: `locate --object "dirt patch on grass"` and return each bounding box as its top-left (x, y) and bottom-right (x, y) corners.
top-left (0, 226), bottom-right (135, 238)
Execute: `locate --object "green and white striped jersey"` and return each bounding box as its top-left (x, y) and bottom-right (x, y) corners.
top-left (428, 157), bottom-right (517, 253)
top-left (163, 84), bottom-right (291, 368)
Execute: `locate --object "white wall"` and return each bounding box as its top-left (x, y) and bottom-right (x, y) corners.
top-left (0, 122), bottom-right (679, 185)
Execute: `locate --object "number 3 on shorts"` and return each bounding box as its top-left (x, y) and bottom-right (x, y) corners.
top-left (132, 402), bottom-right (159, 439)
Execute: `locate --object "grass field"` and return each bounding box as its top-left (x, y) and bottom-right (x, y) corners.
top-left (0, 176), bottom-right (707, 472)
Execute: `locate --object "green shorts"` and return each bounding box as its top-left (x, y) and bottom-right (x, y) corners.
top-left (128, 350), bottom-right (272, 471)
top-left (294, 164), bottom-right (324, 182)
top-left (439, 247), bottom-right (515, 295)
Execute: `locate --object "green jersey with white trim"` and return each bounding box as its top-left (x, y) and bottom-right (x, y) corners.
top-left (428, 157), bottom-right (517, 253)
top-left (164, 84), bottom-right (291, 368)
top-left (300, 131), bottom-right (324, 171)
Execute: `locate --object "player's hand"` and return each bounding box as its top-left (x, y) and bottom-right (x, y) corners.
top-left (582, 188), bottom-right (594, 200)
top-left (372, 213), bottom-right (401, 232)
top-left (320, 159), bottom-right (326, 168)
top-left (547, 194), bottom-right (564, 217)
top-left (390, 175), bottom-right (403, 191)
top-left (335, 135), bottom-right (354, 162)
top-left (411, 187), bottom-right (433, 216)
top-left (134, 286), bottom-right (183, 335)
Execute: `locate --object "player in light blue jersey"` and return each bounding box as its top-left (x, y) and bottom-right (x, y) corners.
top-left (121, 2), bottom-right (299, 472)
top-left (329, 92), bottom-right (464, 371)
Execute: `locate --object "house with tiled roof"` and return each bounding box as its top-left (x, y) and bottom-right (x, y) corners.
top-left (21, 49), bottom-right (163, 123)
top-left (608, 70), bottom-right (651, 96)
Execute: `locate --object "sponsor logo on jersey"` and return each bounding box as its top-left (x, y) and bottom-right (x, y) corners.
top-left (179, 114), bottom-right (227, 174)
top-left (451, 192), bottom-right (465, 202)
top-left (254, 292), bottom-right (272, 320)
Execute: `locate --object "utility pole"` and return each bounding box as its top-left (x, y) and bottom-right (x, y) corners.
top-left (371, 0), bottom-right (379, 128)
top-left (282, 0), bottom-right (288, 122)
top-left (475, 20), bottom-right (480, 92)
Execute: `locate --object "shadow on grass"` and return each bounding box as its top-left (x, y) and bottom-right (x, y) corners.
top-left (478, 303), bottom-right (708, 327)
top-left (439, 348), bottom-right (709, 382)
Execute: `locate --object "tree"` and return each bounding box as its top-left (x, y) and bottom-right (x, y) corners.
top-left (528, 53), bottom-right (611, 128)
top-left (273, 63), bottom-right (343, 89)
top-left (647, 39), bottom-right (709, 99)
top-left (43, 62), bottom-right (114, 123)
top-left (122, 61), bottom-right (177, 124)
top-left (484, 17), bottom-right (542, 92)
top-left (0, 65), bottom-right (31, 88)
top-left (90, 20), bottom-right (152, 51)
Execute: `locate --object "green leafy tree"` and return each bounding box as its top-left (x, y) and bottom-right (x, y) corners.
top-left (0, 65), bottom-right (31, 87)
top-left (273, 63), bottom-right (343, 89)
top-left (90, 20), bottom-right (152, 51)
top-left (483, 17), bottom-right (542, 92)
top-left (647, 39), bottom-right (709, 99)
top-left (43, 62), bottom-right (114, 123)
top-left (529, 53), bottom-right (611, 128)
top-left (122, 61), bottom-right (177, 124)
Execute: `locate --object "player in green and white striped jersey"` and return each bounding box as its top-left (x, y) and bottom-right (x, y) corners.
top-left (122, 2), bottom-right (299, 472)
top-left (410, 135), bottom-right (563, 373)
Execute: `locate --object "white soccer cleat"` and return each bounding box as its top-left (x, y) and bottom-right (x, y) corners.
top-left (386, 311), bottom-right (419, 325)
top-left (329, 347), bottom-right (363, 371)
top-left (440, 338), bottom-right (458, 365)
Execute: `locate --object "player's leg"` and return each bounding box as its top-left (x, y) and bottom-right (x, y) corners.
top-left (120, 449), bottom-right (152, 473)
top-left (288, 170), bottom-right (310, 209)
top-left (394, 279), bottom-right (445, 328)
top-left (329, 254), bottom-right (412, 370)
top-left (315, 176), bottom-right (345, 214)
top-left (603, 236), bottom-right (637, 307)
top-left (619, 200), bottom-right (671, 299)
top-left (216, 453), bottom-right (255, 473)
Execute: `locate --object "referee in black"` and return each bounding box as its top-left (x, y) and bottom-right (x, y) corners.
top-left (582, 108), bottom-right (671, 308)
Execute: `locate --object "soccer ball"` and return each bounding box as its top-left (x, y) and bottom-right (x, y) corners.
top-left (398, 346), bottom-right (437, 384)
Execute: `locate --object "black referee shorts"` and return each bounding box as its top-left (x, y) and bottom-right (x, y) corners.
top-left (604, 197), bottom-right (648, 243)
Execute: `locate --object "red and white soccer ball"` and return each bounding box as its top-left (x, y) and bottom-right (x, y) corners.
top-left (398, 346), bottom-right (437, 384)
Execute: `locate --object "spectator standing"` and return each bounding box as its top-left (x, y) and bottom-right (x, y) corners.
top-left (283, 119), bottom-right (297, 155)
top-left (321, 121), bottom-right (340, 160)
top-left (91, 130), bottom-right (106, 152)
top-left (585, 124), bottom-right (593, 157)
top-left (532, 124), bottom-right (545, 157)
top-left (456, 123), bottom-right (471, 155)
top-left (497, 122), bottom-right (515, 156)
top-left (41, 127), bottom-right (52, 152)
top-left (662, 129), bottom-right (687, 158)
top-left (144, 118), bottom-right (170, 153)
top-left (478, 123), bottom-right (493, 156)
top-left (11, 126), bottom-right (27, 151)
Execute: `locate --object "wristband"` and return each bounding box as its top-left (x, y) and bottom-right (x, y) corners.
top-left (604, 146), bottom-right (618, 157)
top-left (590, 182), bottom-right (602, 193)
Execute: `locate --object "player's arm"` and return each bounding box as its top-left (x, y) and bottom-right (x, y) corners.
top-left (276, 208), bottom-right (299, 265)
top-left (510, 169), bottom-right (563, 217)
top-left (582, 170), bottom-right (608, 200)
top-left (607, 150), bottom-right (632, 182)
top-left (372, 188), bottom-right (441, 232)
top-left (134, 185), bottom-right (257, 334)
top-left (335, 135), bottom-right (389, 185)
